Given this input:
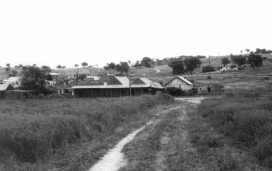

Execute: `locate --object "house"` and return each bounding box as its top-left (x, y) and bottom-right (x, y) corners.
top-left (4, 77), bottom-right (22, 88)
top-left (0, 83), bottom-right (14, 99)
top-left (164, 76), bottom-right (193, 90)
top-left (72, 76), bottom-right (164, 98)
top-left (49, 73), bottom-right (61, 85)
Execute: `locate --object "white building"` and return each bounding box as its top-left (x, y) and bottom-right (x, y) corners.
top-left (164, 76), bottom-right (193, 90)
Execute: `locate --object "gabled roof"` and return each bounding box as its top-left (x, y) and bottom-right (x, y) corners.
top-left (49, 73), bottom-right (60, 76)
top-left (131, 78), bottom-right (164, 89)
top-left (7, 77), bottom-right (21, 82)
top-left (72, 76), bottom-right (164, 89)
top-left (113, 76), bottom-right (130, 87)
top-left (165, 76), bottom-right (193, 86)
top-left (0, 83), bottom-right (12, 91)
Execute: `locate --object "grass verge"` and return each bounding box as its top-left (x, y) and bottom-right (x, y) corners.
top-left (0, 95), bottom-right (173, 170)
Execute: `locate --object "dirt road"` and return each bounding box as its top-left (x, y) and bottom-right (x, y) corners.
top-left (88, 98), bottom-right (202, 171)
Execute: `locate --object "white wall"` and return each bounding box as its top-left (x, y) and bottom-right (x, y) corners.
top-left (165, 78), bottom-right (193, 90)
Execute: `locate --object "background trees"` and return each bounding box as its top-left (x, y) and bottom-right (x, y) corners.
top-left (247, 54), bottom-right (263, 69)
top-left (56, 65), bottom-right (62, 69)
top-left (141, 57), bottom-right (153, 68)
top-left (184, 57), bottom-right (201, 74)
top-left (202, 66), bottom-right (215, 73)
top-left (221, 57), bottom-right (230, 67)
top-left (81, 62), bottom-right (88, 67)
top-left (168, 59), bottom-right (185, 75)
top-left (231, 55), bottom-right (246, 67)
top-left (116, 62), bottom-right (129, 75)
top-left (20, 66), bottom-right (51, 95)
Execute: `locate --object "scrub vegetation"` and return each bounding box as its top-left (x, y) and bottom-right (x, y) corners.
top-left (192, 89), bottom-right (272, 169)
top-left (0, 95), bottom-right (173, 170)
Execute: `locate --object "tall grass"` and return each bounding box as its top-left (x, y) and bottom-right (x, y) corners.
top-left (0, 95), bottom-right (172, 163)
top-left (198, 90), bottom-right (272, 167)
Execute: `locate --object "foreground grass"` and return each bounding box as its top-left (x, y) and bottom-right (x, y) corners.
top-left (0, 95), bottom-right (173, 170)
top-left (191, 90), bottom-right (272, 170)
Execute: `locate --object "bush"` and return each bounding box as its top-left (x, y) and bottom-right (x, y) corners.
top-left (198, 91), bottom-right (272, 168)
top-left (164, 87), bottom-right (185, 96)
top-left (0, 95), bottom-right (173, 163)
top-left (202, 66), bottom-right (215, 73)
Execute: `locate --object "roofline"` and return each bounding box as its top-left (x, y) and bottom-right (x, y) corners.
top-left (164, 76), bottom-right (193, 86)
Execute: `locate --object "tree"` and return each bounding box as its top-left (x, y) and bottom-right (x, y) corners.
top-left (6, 63), bottom-right (10, 68)
top-left (245, 48), bottom-right (250, 54)
top-left (78, 74), bottom-right (86, 80)
top-left (20, 66), bottom-right (49, 95)
top-left (74, 64), bottom-right (79, 67)
top-left (133, 61), bottom-right (142, 68)
top-left (184, 57), bottom-right (201, 74)
top-left (255, 48), bottom-right (262, 54)
top-left (5, 68), bottom-right (10, 72)
top-left (56, 65), bottom-right (62, 69)
top-left (221, 57), bottom-right (230, 67)
top-left (10, 70), bottom-right (18, 76)
top-left (231, 55), bottom-right (246, 67)
top-left (62, 66), bottom-right (66, 69)
top-left (104, 62), bottom-right (116, 70)
top-left (247, 54), bottom-right (263, 69)
top-left (168, 59), bottom-right (185, 75)
top-left (230, 64), bottom-right (237, 69)
top-left (141, 57), bottom-right (152, 68)
top-left (202, 66), bottom-right (215, 73)
top-left (41, 65), bottom-right (52, 73)
top-left (81, 62), bottom-right (88, 67)
top-left (116, 62), bottom-right (129, 75)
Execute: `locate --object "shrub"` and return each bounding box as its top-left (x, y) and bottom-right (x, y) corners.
top-left (198, 91), bottom-right (272, 168)
top-left (0, 95), bottom-right (172, 163)
top-left (164, 87), bottom-right (185, 96)
top-left (202, 66), bottom-right (215, 73)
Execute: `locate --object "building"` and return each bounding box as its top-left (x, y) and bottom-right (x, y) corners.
top-left (0, 83), bottom-right (14, 99)
top-left (72, 76), bottom-right (164, 98)
top-left (164, 76), bottom-right (193, 90)
top-left (49, 73), bottom-right (61, 85)
top-left (3, 77), bottom-right (22, 88)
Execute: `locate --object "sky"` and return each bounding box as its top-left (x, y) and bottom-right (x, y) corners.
top-left (0, 0), bottom-right (271, 68)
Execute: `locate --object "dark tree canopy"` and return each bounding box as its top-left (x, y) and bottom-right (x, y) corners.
top-left (141, 57), bottom-right (153, 68)
top-left (56, 65), bottom-right (62, 69)
top-left (247, 54), bottom-right (263, 69)
top-left (104, 62), bottom-right (116, 71)
top-left (168, 59), bottom-right (185, 75)
top-left (202, 66), bottom-right (215, 73)
top-left (116, 62), bottom-right (129, 75)
top-left (74, 64), bottom-right (79, 67)
top-left (41, 65), bottom-right (52, 73)
top-left (133, 61), bottom-right (142, 68)
top-left (81, 62), bottom-right (88, 67)
top-left (221, 57), bottom-right (230, 67)
top-left (231, 55), bottom-right (246, 67)
top-left (20, 66), bottom-right (49, 95)
top-left (184, 57), bottom-right (201, 74)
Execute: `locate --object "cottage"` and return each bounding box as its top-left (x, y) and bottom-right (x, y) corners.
top-left (49, 73), bottom-right (61, 85)
top-left (4, 77), bottom-right (22, 88)
top-left (0, 83), bottom-right (14, 99)
top-left (72, 76), bottom-right (164, 98)
top-left (164, 76), bottom-right (193, 90)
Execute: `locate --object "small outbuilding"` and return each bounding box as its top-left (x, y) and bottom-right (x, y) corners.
top-left (164, 76), bottom-right (193, 91)
top-left (0, 83), bottom-right (14, 99)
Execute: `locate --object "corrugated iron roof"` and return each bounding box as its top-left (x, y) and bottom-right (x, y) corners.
top-left (177, 76), bottom-right (193, 85)
top-left (72, 77), bottom-right (164, 89)
top-left (164, 76), bottom-right (193, 86)
top-left (0, 83), bottom-right (10, 91)
top-left (7, 77), bottom-right (21, 82)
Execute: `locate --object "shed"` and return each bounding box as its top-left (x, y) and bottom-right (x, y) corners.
top-left (0, 83), bottom-right (14, 99)
top-left (72, 76), bottom-right (164, 98)
top-left (164, 76), bottom-right (193, 90)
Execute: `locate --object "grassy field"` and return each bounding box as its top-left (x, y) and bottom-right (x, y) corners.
top-left (193, 90), bottom-right (272, 169)
top-left (0, 95), bottom-right (173, 170)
